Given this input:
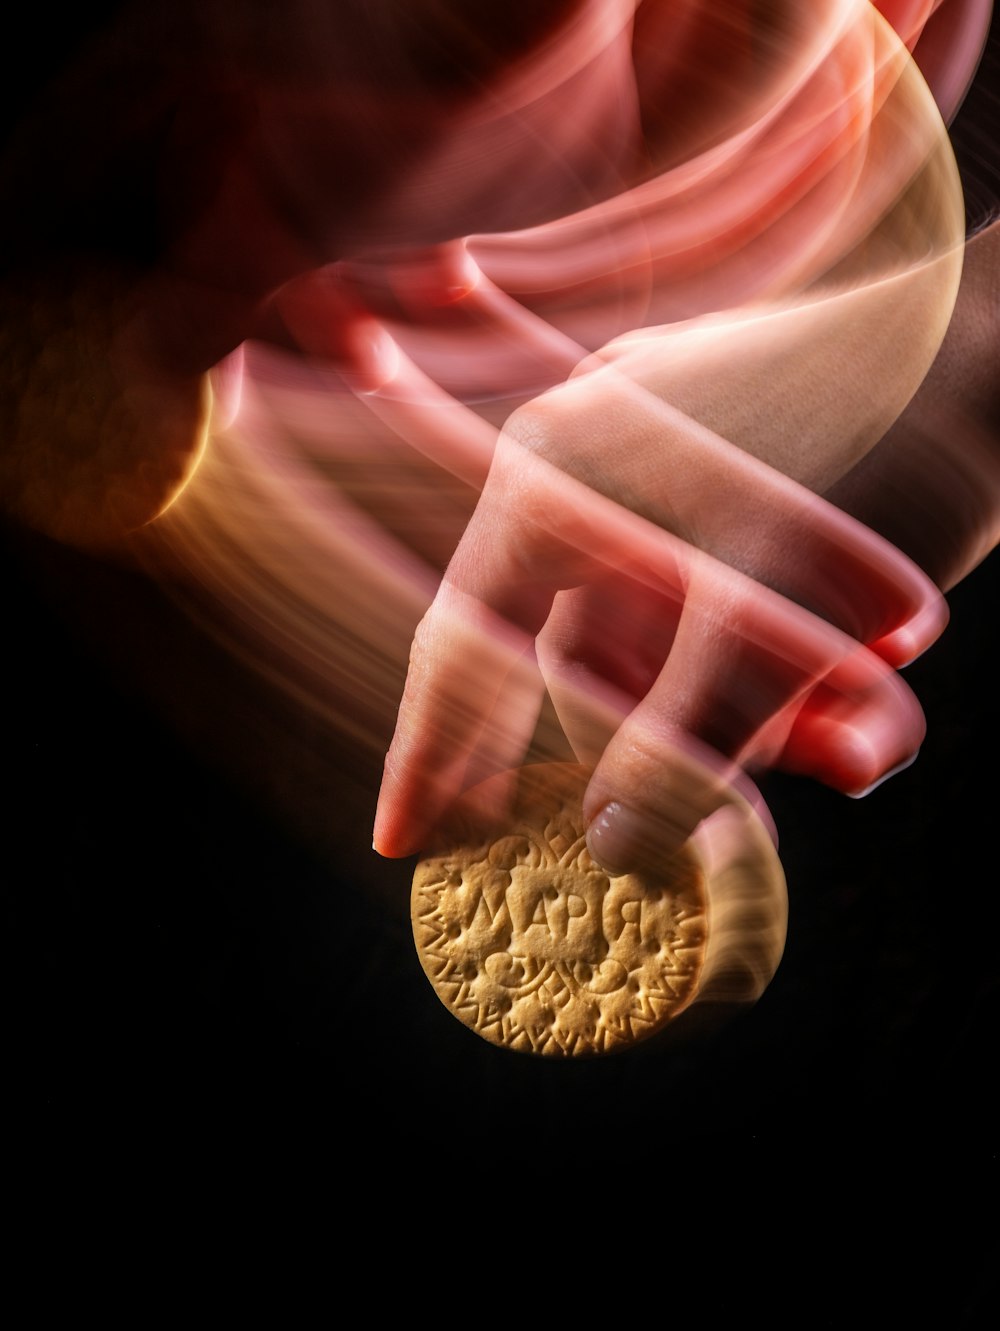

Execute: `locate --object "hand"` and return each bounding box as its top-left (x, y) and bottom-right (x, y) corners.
top-left (373, 351), bottom-right (949, 871)
top-left (375, 0), bottom-right (980, 867)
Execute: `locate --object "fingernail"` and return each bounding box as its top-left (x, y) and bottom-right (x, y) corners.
top-left (846, 750), bottom-right (920, 799)
top-left (585, 802), bottom-right (654, 876)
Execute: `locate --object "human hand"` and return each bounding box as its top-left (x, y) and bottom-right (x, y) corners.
top-left (374, 0), bottom-right (982, 869)
top-left (373, 348), bottom-right (949, 872)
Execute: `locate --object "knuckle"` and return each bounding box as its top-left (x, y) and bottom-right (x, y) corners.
top-left (503, 395), bottom-right (564, 452)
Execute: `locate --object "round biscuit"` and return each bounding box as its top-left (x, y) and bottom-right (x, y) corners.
top-left (411, 762), bottom-right (711, 1057)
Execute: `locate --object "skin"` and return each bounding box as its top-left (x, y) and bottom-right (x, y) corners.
top-left (2, 1), bottom-right (996, 875)
top-left (374, 1), bottom-right (990, 870)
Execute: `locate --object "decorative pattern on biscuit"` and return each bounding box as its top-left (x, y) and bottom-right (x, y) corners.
top-left (412, 763), bottom-right (708, 1056)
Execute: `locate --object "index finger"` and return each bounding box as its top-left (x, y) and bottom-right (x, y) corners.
top-left (373, 442), bottom-right (632, 857)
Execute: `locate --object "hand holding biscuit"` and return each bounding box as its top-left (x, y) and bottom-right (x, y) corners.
top-left (5, 1), bottom-right (995, 889)
top-left (372, 362), bottom-right (947, 873)
top-left (375, 0), bottom-right (987, 871)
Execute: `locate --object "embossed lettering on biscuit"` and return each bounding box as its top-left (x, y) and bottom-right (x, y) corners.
top-left (411, 764), bottom-right (707, 1056)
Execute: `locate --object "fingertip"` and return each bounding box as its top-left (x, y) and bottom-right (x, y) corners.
top-left (371, 809), bottom-right (423, 861)
top-left (781, 711), bottom-right (921, 799)
top-left (844, 750), bottom-right (920, 799)
top-left (372, 771), bottom-right (426, 860)
top-left (371, 838), bottom-right (416, 861)
top-left (345, 318), bottom-right (401, 395)
top-left (870, 591), bottom-right (949, 668)
top-left (583, 800), bottom-right (631, 875)
top-left (584, 799), bottom-right (694, 876)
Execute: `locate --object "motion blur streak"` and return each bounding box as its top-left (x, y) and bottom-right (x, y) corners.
top-left (687, 802), bottom-right (787, 1015)
top-left (110, 3), bottom-right (992, 880)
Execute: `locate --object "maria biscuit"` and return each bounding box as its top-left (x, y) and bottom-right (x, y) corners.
top-left (411, 763), bottom-right (709, 1056)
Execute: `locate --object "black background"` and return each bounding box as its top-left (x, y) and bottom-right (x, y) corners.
top-left (7, 526), bottom-right (997, 1137)
top-left (4, 3), bottom-right (998, 1312)
top-left (5, 499), bottom-right (997, 1308)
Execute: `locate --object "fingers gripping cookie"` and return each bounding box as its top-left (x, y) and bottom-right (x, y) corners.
top-left (411, 763), bottom-right (786, 1056)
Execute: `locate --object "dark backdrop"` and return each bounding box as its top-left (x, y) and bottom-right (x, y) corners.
top-left (4, 4), bottom-right (998, 1311)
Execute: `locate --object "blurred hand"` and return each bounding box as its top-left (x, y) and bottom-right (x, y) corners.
top-left (373, 0), bottom-right (988, 867)
top-left (3, 0), bottom-right (991, 875)
top-left (372, 304), bottom-right (952, 870)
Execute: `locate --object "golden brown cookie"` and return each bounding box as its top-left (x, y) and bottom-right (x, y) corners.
top-left (0, 260), bottom-right (211, 549)
top-left (411, 763), bottom-right (710, 1056)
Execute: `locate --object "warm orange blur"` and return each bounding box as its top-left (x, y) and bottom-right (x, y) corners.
top-left (16, 0), bottom-right (987, 931)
